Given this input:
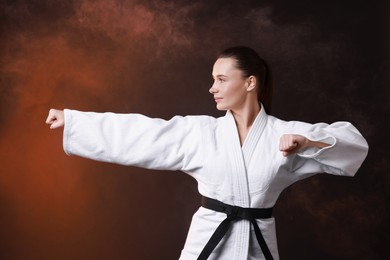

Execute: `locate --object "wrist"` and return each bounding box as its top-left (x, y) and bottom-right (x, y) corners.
top-left (306, 139), bottom-right (330, 149)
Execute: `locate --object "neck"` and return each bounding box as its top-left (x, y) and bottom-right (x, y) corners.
top-left (231, 101), bottom-right (260, 129)
top-left (231, 100), bottom-right (260, 146)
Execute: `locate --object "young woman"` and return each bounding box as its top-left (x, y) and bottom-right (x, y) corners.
top-left (46, 46), bottom-right (369, 260)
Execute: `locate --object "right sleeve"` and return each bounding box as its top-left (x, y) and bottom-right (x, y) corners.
top-left (63, 109), bottom-right (204, 171)
top-left (280, 120), bottom-right (368, 180)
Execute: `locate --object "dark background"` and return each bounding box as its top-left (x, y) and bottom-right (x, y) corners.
top-left (0, 0), bottom-right (388, 259)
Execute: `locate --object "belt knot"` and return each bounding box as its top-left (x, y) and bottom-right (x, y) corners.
top-left (226, 205), bottom-right (241, 220)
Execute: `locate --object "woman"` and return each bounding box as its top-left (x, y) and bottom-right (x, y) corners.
top-left (46, 46), bottom-right (369, 260)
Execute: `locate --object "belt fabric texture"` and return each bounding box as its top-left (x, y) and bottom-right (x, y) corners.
top-left (198, 196), bottom-right (274, 260)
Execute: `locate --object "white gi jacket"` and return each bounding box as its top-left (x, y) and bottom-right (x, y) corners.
top-left (63, 105), bottom-right (368, 260)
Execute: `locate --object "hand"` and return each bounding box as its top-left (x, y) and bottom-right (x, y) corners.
top-left (279, 134), bottom-right (308, 157)
top-left (46, 109), bottom-right (65, 129)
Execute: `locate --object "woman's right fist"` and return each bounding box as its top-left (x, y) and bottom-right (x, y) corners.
top-left (46, 109), bottom-right (65, 129)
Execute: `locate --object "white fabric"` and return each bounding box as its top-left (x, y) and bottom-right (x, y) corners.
top-left (63, 105), bottom-right (368, 260)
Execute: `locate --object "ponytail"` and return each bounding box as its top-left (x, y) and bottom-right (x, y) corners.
top-left (258, 58), bottom-right (272, 114)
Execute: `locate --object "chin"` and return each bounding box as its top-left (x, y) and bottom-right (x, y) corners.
top-left (216, 104), bottom-right (228, 111)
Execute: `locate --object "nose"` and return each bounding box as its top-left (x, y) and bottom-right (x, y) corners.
top-left (209, 82), bottom-right (218, 94)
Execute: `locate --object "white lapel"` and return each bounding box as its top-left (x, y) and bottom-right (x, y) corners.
top-left (223, 110), bottom-right (250, 207)
top-left (242, 104), bottom-right (267, 167)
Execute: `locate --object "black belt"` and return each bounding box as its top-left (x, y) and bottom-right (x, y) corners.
top-left (198, 196), bottom-right (274, 260)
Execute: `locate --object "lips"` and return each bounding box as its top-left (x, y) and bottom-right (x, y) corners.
top-left (214, 97), bottom-right (223, 102)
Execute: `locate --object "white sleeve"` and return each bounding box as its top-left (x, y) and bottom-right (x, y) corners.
top-left (63, 109), bottom-right (203, 171)
top-left (288, 121), bottom-right (369, 178)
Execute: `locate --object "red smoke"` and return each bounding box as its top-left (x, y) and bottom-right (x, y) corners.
top-left (0, 0), bottom-right (202, 258)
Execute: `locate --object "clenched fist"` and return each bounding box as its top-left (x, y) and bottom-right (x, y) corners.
top-left (279, 134), bottom-right (330, 156)
top-left (46, 109), bottom-right (65, 129)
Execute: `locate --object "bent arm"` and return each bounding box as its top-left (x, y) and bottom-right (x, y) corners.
top-left (284, 121), bottom-right (369, 177)
top-left (279, 134), bottom-right (330, 156)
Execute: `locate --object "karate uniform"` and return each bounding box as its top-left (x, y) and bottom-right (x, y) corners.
top-left (62, 105), bottom-right (368, 260)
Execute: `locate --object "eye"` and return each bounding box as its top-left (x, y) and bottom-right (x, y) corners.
top-left (212, 75), bottom-right (227, 83)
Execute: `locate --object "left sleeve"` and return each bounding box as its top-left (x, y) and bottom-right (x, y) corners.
top-left (288, 121), bottom-right (369, 177)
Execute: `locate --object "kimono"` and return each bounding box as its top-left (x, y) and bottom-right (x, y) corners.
top-left (62, 105), bottom-right (368, 260)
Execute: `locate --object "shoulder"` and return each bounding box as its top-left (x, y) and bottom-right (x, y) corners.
top-left (266, 114), bottom-right (326, 134)
top-left (168, 115), bottom-right (220, 134)
top-left (180, 114), bottom-right (219, 126)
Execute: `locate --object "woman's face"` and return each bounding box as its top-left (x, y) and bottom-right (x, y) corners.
top-left (210, 58), bottom-right (249, 111)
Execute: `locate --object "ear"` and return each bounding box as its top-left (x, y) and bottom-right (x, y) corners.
top-left (246, 76), bottom-right (257, 92)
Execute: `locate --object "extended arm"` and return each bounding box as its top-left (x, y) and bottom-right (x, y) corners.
top-left (46, 108), bottom-right (204, 172)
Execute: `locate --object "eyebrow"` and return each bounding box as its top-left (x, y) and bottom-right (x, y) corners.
top-left (212, 74), bottom-right (228, 79)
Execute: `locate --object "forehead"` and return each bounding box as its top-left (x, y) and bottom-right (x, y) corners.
top-left (212, 58), bottom-right (241, 76)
